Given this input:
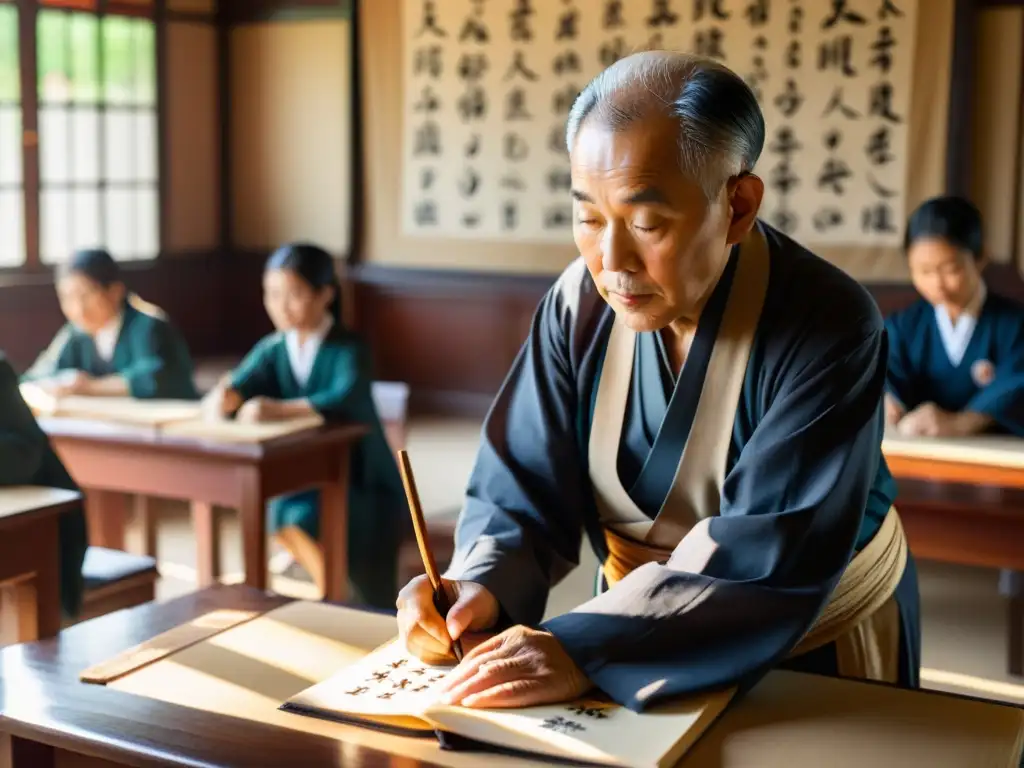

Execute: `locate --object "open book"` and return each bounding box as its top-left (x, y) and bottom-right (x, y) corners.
top-left (281, 638), bottom-right (734, 768)
top-left (19, 385), bottom-right (202, 427)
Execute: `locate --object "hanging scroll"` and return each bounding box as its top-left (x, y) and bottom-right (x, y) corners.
top-left (401, 0), bottom-right (919, 247)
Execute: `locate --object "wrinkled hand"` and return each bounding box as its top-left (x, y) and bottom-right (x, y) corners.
top-left (397, 575), bottom-right (499, 665)
top-left (236, 396), bottom-right (279, 423)
top-left (897, 402), bottom-right (956, 437)
top-left (883, 394), bottom-right (904, 427)
top-left (436, 625), bottom-right (591, 709)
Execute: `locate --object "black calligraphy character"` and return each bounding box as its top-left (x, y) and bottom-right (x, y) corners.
top-left (692, 0), bottom-right (729, 22)
top-left (599, 36), bottom-right (627, 67)
top-left (567, 705), bottom-right (610, 719)
top-left (878, 0), bottom-right (904, 20)
top-left (510, 0), bottom-right (535, 42)
top-left (769, 126), bottom-right (802, 156)
top-left (393, 678), bottom-right (412, 690)
top-left (754, 35), bottom-right (768, 50)
top-left (772, 207), bottom-right (797, 234)
top-left (769, 161), bottom-right (799, 194)
top-left (557, 7), bottom-right (579, 40)
top-left (459, 168), bottom-right (481, 197)
top-left (506, 89), bottom-right (532, 121)
top-left (413, 685), bottom-right (431, 693)
top-left (865, 126), bottom-right (893, 165)
top-left (377, 691), bottom-right (395, 700)
top-left (547, 168), bottom-right (572, 192)
top-left (409, 667), bottom-right (429, 676)
top-left (822, 87), bottom-right (861, 119)
top-left (786, 40), bottom-right (801, 69)
top-left (789, 4), bottom-right (803, 34)
top-left (370, 670), bottom-right (391, 682)
top-left (464, 135), bottom-right (481, 158)
top-left (428, 675), bottom-right (446, 684)
top-left (503, 201), bottom-right (519, 230)
top-left (648, 0), bottom-right (681, 27)
top-left (413, 122), bottom-right (441, 156)
top-left (458, 87), bottom-right (487, 122)
top-left (818, 37), bottom-right (857, 77)
top-left (813, 207), bottom-right (844, 232)
top-left (646, 32), bottom-right (665, 50)
top-left (604, 0), bottom-right (625, 29)
top-left (505, 51), bottom-right (538, 82)
top-left (862, 203), bottom-right (898, 233)
top-left (458, 52), bottom-right (489, 82)
top-left (748, 55), bottom-right (768, 85)
top-left (501, 174), bottom-right (526, 190)
top-left (870, 26), bottom-right (896, 74)
top-left (817, 157), bottom-right (853, 195)
top-left (414, 46), bottom-right (443, 78)
top-left (553, 51), bottom-right (582, 75)
top-left (414, 86), bottom-right (441, 114)
top-left (417, 1), bottom-right (448, 38)
top-left (345, 686), bottom-right (369, 696)
top-left (823, 128), bottom-right (842, 151)
top-left (459, 8), bottom-right (489, 43)
top-left (541, 716), bottom-right (587, 734)
top-left (419, 168), bottom-right (436, 190)
top-left (774, 79), bottom-right (803, 118)
top-left (461, 211), bottom-right (479, 230)
top-left (544, 206), bottom-right (573, 229)
top-left (553, 84), bottom-right (580, 116)
top-left (867, 173), bottom-right (897, 199)
top-left (745, 0), bottom-right (769, 26)
top-left (822, 0), bottom-right (866, 28)
top-left (504, 132), bottom-right (529, 160)
top-left (549, 125), bottom-right (568, 155)
top-left (869, 82), bottom-right (902, 123)
top-left (694, 28), bottom-right (726, 60)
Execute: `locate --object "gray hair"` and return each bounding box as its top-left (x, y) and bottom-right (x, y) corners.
top-left (565, 51), bottom-right (765, 199)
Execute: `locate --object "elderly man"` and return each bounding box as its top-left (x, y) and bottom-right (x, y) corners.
top-left (397, 51), bottom-right (920, 713)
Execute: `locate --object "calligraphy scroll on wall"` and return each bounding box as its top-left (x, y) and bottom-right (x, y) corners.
top-left (402, 0), bottom-right (917, 247)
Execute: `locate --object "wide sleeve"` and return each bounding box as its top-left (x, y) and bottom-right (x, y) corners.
top-left (229, 337), bottom-right (282, 402)
top-left (444, 283), bottom-right (589, 628)
top-left (543, 320), bottom-right (889, 712)
top-left (21, 325), bottom-right (78, 382)
top-left (120, 320), bottom-right (195, 399)
top-left (965, 317), bottom-right (1024, 435)
top-left (0, 357), bottom-right (47, 484)
top-left (883, 314), bottom-right (919, 411)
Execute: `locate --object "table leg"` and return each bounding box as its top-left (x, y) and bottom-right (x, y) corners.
top-left (321, 451), bottom-right (351, 603)
top-left (1010, 596), bottom-right (1024, 677)
top-left (238, 469), bottom-right (267, 592)
top-left (134, 495), bottom-right (158, 559)
top-left (5, 736), bottom-right (55, 768)
top-left (0, 518), bottom-right (60, 643)
top-left (86, 491), bottom-right (127, 551)
top-left (192, 502), bottom-right (221, 588)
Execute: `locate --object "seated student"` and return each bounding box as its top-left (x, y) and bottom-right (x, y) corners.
top-left (203, 243), bottom-right (405, 610)
top-left (22, 248), bottom-right (198, 400)
top-left (0, 351), bottom-right (88, 620)
top-left (885, 196), bottom-right (1024, 438)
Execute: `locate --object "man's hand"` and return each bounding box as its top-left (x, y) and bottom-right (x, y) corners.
top-left (397, 575), bottom-right (499, 665)
top-left (897, 402), bottom-right (992, 437)
top-left (436, 625), bottom-right (591, 709)
top-left (883, 394), bottom-right (904, 427)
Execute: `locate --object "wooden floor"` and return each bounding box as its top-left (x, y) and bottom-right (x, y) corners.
top-left (123, 416), bottom-right (1024, 706)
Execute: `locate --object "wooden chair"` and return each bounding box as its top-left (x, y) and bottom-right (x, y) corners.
top-left (67, 546), bottom-right (159, 626)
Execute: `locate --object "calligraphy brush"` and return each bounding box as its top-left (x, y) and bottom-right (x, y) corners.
top-left (397, 449), bottom-right (464, 663)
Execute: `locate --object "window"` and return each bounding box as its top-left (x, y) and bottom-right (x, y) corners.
top-left (0, 3), bottom-right (23, 266)
top-left (37, 8), bottom-right (157, 263)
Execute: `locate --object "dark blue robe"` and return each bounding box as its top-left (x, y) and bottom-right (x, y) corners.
top-left (445, 222), bottom-right (921, 712)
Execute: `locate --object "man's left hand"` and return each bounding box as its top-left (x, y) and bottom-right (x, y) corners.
top-left (436, 625), bottom-right (591, 709)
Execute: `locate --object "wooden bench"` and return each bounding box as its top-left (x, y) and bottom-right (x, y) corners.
top-left (69, 547), bottom-right (159, 626)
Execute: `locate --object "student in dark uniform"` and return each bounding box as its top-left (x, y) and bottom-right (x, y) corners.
top-left (885, 196), bottom-right (1024, 437)
top-left (22, 248), bottom-right (198, 400)
top-left (203, 243), bottom-right (405, 610)
top-left (0, 352), bottom-right (87, 619)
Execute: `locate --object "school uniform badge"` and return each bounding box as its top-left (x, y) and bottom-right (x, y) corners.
top-left (971, 359), bottom-right (995, 387)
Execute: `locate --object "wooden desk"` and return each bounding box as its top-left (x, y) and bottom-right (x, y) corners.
top-left (883, 433), bottom-right (1024, 676)
top-left (38, 419), bottom-right (367, 602)
top-left (0, 487), bottom-right (81, 644)
top-left (1, 586), bottom-right (1021, 768)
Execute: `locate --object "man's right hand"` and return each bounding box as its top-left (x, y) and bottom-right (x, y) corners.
top-left (396, 575), bottom-right (500, 665)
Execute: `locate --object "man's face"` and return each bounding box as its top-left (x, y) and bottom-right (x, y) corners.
top-left (570, 114), bottom-right (757, 332)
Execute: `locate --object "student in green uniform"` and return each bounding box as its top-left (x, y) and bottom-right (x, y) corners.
top-left (203, 243), bottom-right (405, 610)
top-left (0, 351), bottom-right (88, 619)
top-left (22, 249), bottom-right (198, 400)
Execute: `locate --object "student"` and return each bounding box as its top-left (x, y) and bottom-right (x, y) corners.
top-left (0, 351), bottom-right (88, 619)
top-left (22, 248), bottom-right (198, 400)
top-left (885, 196), bottom-right (1024, 438)
top-left (203, 243), bottom-right (405, 610)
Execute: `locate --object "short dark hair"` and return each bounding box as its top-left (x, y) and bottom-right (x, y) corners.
top-left (565, 51), bottom-right (765, 199)
top-left (904, 196), bottom-right (984, 261)
top-left (265, 242), bottom-right (342, 323)
top-left (59, 248), bottom-right (121, 288)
